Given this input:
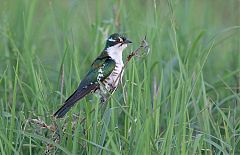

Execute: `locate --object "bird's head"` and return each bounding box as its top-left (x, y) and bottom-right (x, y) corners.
top-left (105, 33), bottom-right (132, 51)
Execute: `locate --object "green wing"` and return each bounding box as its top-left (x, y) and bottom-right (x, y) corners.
top-left (54, 55), bottom-right (116, 118)
top-left (80, 56), bottom-right (116, 88)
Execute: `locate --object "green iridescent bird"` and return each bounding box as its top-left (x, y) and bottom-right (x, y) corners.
top-left (54, 33), bottom-right (132, 118)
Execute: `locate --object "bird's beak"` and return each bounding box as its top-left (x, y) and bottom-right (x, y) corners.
top-left (124, 39), bottom-right (132, 44)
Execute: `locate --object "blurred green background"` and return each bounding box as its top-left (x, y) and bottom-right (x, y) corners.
top-left (0, 0), bottom-right (239, 154)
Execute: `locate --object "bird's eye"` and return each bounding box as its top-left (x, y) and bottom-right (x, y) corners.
top-left (117, 37), bottom-right (123, 43)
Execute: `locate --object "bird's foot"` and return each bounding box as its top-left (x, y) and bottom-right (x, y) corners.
top-left (100, 97), bottom-right (107, 103)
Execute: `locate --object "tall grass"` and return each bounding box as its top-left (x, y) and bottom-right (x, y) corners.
top-left (0, 0), bottom-right (240, 154)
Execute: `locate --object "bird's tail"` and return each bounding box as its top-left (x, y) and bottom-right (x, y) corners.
top-left (53, 90), bottom-right (85, 118)
top-left (53, 104), bottom-right (72, 118)
top-left (54, 85), bottom-right (97, 118)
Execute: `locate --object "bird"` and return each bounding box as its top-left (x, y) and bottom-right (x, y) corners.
top-left (54, 33), bottom-right (132, 118)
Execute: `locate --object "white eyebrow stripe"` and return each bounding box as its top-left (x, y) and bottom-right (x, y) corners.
top-left (108, 38), bottom-right (116, 42)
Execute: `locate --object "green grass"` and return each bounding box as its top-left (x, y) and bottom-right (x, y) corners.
top-left (0, 0), bottom-right (240, 154)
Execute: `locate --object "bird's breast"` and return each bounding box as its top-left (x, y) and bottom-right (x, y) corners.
top-left (103, 62), bottom-right (124, 90)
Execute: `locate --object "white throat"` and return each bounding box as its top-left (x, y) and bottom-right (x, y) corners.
top-left (106, 43), bottom-right (127, 65)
